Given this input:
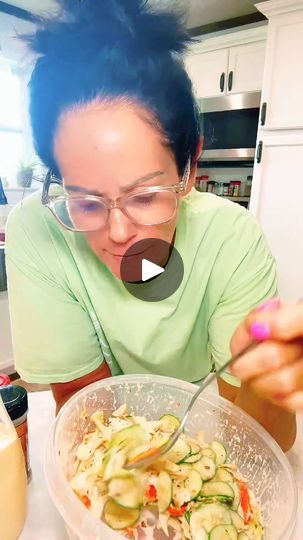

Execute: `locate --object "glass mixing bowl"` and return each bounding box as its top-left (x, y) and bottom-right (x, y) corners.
top-left (44, 375), bottom-right (298, 539)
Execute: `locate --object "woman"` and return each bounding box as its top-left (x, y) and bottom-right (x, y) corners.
top-left (6, 0), bottom-right (295, 450)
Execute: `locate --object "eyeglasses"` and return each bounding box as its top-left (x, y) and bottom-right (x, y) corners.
top-left (41, 160), bottom-right (191, 232)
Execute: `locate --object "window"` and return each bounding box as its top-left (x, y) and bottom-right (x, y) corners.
top-left (0, 59), bottom-right (23, 183)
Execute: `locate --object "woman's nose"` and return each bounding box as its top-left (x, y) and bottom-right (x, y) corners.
top-left (107, 208), bottom-right (136, 244)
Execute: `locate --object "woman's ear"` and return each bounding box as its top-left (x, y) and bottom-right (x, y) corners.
top-left (183, 137), bottom-right (204, 195)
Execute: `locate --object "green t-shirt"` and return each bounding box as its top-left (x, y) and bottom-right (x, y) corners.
top-left (5, 190), bottom-right (277, 386)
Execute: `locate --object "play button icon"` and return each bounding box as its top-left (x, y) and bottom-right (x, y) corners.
top-left (142, 259), bottom-right (164, 282)
top-left (120, 238), bottom-right (184, 302)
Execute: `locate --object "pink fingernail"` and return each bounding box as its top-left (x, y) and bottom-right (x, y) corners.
top-left (257, 298), bottom-right (280, 312)
top-left (250, 323), bottom-right (271, 342)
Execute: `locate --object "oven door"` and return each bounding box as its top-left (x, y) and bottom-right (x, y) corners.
top-left (199, 92), bottom-right (261, 161)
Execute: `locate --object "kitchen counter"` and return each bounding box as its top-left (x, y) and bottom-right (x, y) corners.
top-left (20, 391), bottom-right (303, 540)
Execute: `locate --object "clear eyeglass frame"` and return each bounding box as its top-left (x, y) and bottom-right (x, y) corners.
top-left (41, 159), bottom-right (191, 232)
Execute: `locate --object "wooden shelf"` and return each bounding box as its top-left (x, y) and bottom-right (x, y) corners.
top-left (221, 196), bottom-right (250, 202)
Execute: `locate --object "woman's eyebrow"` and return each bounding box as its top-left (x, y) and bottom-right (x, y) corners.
top-left (65, 170), bottom-right (164, 197)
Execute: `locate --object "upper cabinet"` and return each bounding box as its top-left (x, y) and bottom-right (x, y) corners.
top-left (185, 27), bottom-right (267, 99)
top-left (257, 2), bottom-right (303, 130)
top-left (185, 49), bottom-right (228, 99)
top-left (228, 42), bottom-right (266, 95)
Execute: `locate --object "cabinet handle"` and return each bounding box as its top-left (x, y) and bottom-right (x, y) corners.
top-left (220, 72), bottom-right (225, 92)
top-left (256, 141), bottom-right (263, 164)
top-left (228, 71), bottom-right (233, 92)
top-left (260, 102), bottom-right (267, 126)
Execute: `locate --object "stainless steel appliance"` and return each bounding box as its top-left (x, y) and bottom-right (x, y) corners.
top-left (199, 92), bottom-right (261, 161)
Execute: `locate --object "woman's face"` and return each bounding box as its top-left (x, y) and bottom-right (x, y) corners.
top-left (54, 102), bottom-right (196, 279)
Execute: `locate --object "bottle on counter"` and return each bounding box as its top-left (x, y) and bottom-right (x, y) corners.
top-left (0, 393), bottom-right (27, 539)
top-left (0, 374), bottom-right (11, 387)
top-left (0, 385), bottom-right (31, 478)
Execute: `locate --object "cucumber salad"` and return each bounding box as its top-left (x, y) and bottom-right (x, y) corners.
top-left (70, 405), bottom-right (263, 539)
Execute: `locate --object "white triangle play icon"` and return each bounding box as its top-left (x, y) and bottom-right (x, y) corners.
top-left (142, 258), bottom-right (164, 282)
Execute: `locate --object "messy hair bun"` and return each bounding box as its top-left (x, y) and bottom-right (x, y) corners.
top-left (26, 0), bottom-right (200, 175)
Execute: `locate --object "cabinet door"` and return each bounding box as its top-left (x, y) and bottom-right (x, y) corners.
top-left (260, 11), bottom-right (303, 129)
top-left (185, 49), bottom-right (228, 99)
top-left (250, 133), bottom-right (303, 301)
top-left (227, 41), bottom-right (266, 94)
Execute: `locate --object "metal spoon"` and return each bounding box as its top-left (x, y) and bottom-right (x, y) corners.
top-left (125, 342), bottom-right (256, 470)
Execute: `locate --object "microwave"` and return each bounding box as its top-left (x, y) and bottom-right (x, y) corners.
top-left (199, 92), bottom-right (261, 161)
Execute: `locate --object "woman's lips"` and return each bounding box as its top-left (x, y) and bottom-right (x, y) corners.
top-left (108, 250), bottom-right (146, 259)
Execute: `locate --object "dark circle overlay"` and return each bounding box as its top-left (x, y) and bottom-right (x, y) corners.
top-left (120, 238), bottom-right (184, 302)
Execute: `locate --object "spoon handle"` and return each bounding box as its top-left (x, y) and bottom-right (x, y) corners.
top-left (178, 341), bottom-right (257, 434)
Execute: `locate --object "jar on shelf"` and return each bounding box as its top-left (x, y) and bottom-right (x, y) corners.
top-left (207, 181), bottom-right (216, 193)
top-left (223, 182), bottom-right (230, 196)
top-left (195, 175), bottom-right (209, 192)
top-left (245, 175), bottom-right (253, 197)
top-left (216, 183), bottom-right (224, 196)
top-left (232, 181), bottom-right (241, 197)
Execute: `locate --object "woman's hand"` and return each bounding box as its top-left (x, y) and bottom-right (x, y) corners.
top-left (231, 299), bottom-right (303, 412)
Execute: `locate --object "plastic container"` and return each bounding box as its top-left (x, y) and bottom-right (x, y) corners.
top-left (45, 375), bottom-right (298, 540)
top-left (0, 385), bottom-right (31, 478)
top-left (0, 393), bottom-right (27, 539)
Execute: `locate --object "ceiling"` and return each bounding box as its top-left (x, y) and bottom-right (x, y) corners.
top-left (3, 0), bottom-right (268, 28)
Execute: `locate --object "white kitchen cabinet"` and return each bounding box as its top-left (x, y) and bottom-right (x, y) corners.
top-left (227, 41), bottom-right (266, 95)
top-left (250, 133), bottom-right (303, 301)
top-left (185, 49), bottom-right (228, 99)
top-left (185, 27), bottom-right (267, 99)
top-left (258, 2), bottom-right (303, 129)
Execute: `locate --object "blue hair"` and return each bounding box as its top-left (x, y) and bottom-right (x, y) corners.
top-left (26, 0), bottom-right (200, 176)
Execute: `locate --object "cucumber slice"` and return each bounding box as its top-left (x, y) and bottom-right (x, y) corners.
top-left (211, 442), bottom-right (227, 465)
top-left (182, 452), bottom-right (202, 464)
top-left (201, 447), bottom-right (216, 460)
top-left (165, 438), bottom-right (191, 464)
top-left (159, 414), bottom-right (180, 433)
top-left (172, 480), bottom-right (191, 507)
top-left (190, 520), bottom-right (208, 540)
top-left (189, 441), bottom-right (201, 455)
top-left (201, 482), bottom-right (234, 499)
top-left (102, 449), bottom-right (127, 481)
top-left (193, 456), bottom-right (217, 481)
top-left (108, 475), bottom-right (143, 509)
top-left (229, 510), bottom-right (245, 530)
top-left (103, 499), bottom-right (140, 530)
top-left (185, 469), bottom-right (203, 500)
top-left (200, 495), bottom-right (233, 505)
top-left (209, 524), bottom-right (237, 540)
top-left (109, 424), bottom-right (148, 451)
top-left (190, 503), bottom-right (231, 534)
top-left (230, 483), bottom-right (240, 511)
top-left (238, 533), bottom-right (249, 540)
top-left (157, 471), bottom-right (173, 513)
top-left (214, 468), bottom-right (234, 483)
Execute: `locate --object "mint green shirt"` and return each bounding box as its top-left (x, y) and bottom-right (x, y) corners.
top-left (6, 190), bottom-right (277, 386)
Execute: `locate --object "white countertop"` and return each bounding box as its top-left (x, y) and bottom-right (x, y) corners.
top-left (20, 391), bottom-right (303, 540)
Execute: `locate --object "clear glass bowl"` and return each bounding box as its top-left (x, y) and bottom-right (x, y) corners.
top-left (44, 375), bottom-right (298, 540)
